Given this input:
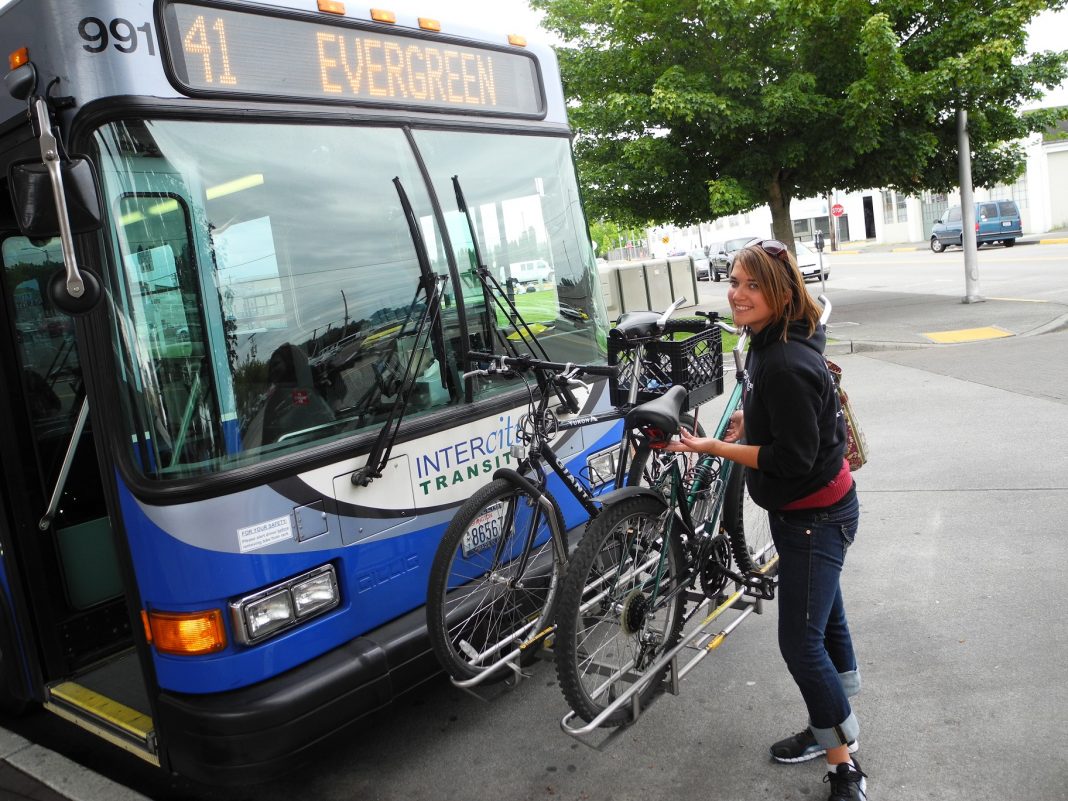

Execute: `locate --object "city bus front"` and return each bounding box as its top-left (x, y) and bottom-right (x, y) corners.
top-left (0, 0), bottom-right (615, 784)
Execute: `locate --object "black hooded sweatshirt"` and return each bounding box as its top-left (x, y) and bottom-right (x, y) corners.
top-left (742, 318), bottom-right (846, 511)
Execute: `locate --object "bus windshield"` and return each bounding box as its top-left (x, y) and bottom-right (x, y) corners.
top-left (91, 120), bottom-right (607, 479)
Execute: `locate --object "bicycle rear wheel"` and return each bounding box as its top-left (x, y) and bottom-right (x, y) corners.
top-left (555, 495), bottom-right (686, 726)
top-left (427, 478), bottom-right (566, 682)
top-left (721, 463), bottom-right (774, 574)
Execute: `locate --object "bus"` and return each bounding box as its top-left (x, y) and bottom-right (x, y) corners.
top-left (0, 0), bottom-right (618, 784)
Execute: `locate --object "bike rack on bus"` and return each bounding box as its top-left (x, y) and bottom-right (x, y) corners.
top-left (558, 551), bottom-right (778, 747)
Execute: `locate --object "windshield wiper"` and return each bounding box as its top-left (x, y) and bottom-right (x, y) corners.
top-left (451, 175), bottom-right (552, 364)
top-left (351, 178), bottom-right (451, 486)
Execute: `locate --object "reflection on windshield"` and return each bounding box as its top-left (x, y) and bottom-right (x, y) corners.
top-left (92, 120), bottom-right (606, 479)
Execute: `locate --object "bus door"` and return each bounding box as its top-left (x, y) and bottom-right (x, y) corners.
top-left (0, 231), bottom-right (155, 758)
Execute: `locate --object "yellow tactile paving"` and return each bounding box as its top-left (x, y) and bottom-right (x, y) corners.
top-left (922, 326), bottom-right (1014, 344)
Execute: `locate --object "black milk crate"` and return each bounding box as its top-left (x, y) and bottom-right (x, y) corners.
top-left (608, 326), bottom-right (724, 409)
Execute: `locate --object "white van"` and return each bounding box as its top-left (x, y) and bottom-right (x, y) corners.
top-left (504, 259), bottom-right (553, 286)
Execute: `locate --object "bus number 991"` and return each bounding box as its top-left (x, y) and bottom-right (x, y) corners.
top-left (78, 17), bottom-right (156, 56)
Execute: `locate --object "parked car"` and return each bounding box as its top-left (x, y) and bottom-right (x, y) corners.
top-left (930, 200), bottom-right (1022, 252)
top-left (794, 240), bottom-right (829, 281)
top-left (688, 247), bottom-right (712, 280)
top-left (708, 236), bottom-right (760, 281)
top-left (726, 237), bottom-right (829, 282)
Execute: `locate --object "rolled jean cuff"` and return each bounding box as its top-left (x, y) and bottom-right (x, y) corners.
top-left (839, 668), bottom-right (861, 698)
top-left (811, 712), bottom-right (860, 750)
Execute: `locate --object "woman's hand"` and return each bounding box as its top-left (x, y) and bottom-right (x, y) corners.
top-left (664, 426), bottom-right (720, 455)
top-left (723, 410), bottom-right (744, 443)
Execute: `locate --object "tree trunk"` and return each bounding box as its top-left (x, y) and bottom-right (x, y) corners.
top-left (767, 173), bottom-right (796, 254)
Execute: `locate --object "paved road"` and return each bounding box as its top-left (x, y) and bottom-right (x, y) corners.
top-left (3, 247), bottom-right (1067, 801)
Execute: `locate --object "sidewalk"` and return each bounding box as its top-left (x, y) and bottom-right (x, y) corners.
top-left (0, 727), bottom-right (150, 801)
top-left (821, 289), bottom-right (1068, 355)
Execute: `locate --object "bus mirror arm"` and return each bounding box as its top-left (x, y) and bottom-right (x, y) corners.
top-left (27, 97), bottom-right (102, 314)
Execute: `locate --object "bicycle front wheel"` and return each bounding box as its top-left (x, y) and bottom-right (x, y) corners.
top-left (555, 495), bottom-right (687, 726)
top-left (427, 478), bottom-right (566, 682)
top-left (721, 464), bottom-right (774, 575)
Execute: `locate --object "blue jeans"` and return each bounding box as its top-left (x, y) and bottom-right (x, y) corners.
top-left (770, 488), bottom-right (861, 750)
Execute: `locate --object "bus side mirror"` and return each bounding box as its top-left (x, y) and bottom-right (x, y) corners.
top-left (8, 158), bottom-right (102, 238)
top-left (9, 158), bottom-right (103, 314)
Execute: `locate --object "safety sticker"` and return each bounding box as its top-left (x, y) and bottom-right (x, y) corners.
top-left (237, 515), bottom-right (294, 553)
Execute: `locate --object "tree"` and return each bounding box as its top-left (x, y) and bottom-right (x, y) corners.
top-left (588, 218), bottom-right (647, 256)
top-left (532, 0), bottom-right (1068, 250)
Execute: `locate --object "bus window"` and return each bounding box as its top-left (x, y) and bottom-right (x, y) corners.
top-left (414, 129), bottom-right (608, 393)
top-left (93, 121), bottom-right (462, 478)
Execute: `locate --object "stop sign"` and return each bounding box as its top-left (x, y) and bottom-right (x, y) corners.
top-left (831, 203), bottom-right (845, 217)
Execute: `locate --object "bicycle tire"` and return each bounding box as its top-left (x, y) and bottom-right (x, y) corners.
top-left (721, 462), bottom-right (774, 574)
top-left (427, 477), bottom-right (566, 682)
top-left (555, 495), bottom-right (687, 726)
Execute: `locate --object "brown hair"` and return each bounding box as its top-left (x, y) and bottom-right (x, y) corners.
top-left (730, 244), bottom-right (823, 340)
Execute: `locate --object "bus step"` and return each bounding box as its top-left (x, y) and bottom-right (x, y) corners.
top-left (45, 681), bottom-right (159, 766)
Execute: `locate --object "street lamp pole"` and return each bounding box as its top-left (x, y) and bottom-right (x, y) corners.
top-left (958, 108), bottom-right (984, 304)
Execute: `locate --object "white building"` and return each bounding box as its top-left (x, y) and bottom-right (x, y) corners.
top-left (649, 121), bottom-right (1068, 255)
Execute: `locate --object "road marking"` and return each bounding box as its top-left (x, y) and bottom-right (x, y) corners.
top-left (922, 326), bottom-right (1014, 343)
top-left (1039, 237), bottom-right (1068, 244)
top-left (986, 297), bottom-right (1050, 303)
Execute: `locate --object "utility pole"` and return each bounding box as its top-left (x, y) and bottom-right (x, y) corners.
top-left (827, 192), bottom-right (838, 252)
top-left (958, 108), bottom-right (984, 304)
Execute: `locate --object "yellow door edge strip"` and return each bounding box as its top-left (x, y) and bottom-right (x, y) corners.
top-left (43, 701), bottom-right (159, 766)
top-left (49, 681), bottom-right (154, 739)
top-left (922, 326), bottom-right (1014, 344)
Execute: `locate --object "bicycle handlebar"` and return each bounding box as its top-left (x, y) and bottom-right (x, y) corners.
top-left (466, 351), bottom-right (617, 380)
top-left (656, 297), bottom-right (686, 329)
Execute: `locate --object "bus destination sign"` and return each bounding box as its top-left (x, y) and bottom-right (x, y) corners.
top-left (161, 3), bottom-right (545, 116)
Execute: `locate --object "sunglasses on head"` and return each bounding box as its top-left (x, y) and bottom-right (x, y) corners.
top-left (754, 239), bottom-right (790, 263)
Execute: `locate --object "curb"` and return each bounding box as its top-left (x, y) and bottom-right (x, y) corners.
top-left (0, 727), bottom-right (150, 801)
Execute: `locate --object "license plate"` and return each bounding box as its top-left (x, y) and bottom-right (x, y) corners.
top-left (462, 502), bottom-right (505, 557)
top-left (1002, 221), bottom-right (1011, 227)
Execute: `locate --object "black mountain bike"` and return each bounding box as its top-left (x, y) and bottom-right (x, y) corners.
top-left (426, 302), bottom-right (723, 685)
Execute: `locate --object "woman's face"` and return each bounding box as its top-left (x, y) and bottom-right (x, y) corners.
top-left (727, 260), bottom-right (776, 332)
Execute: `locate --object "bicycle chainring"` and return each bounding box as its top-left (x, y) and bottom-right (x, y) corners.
top-left (699, 533), bottom-right (732, 600)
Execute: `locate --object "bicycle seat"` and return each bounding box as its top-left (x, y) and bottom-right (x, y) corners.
top-left (625, 384), bottom-right (687, 446)
top-left (610, 310), bottom-right (663, 343)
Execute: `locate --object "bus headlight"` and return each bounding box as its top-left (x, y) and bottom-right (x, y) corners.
top-left (230, 564), bottom-right (340, 645)
top-left (587, 447), bottom-right (618, 488)
top-left (244, 590), bottom-right (293, 641)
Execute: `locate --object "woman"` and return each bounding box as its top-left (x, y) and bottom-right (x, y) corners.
top-left (666, 240), bottom-right (867, 801)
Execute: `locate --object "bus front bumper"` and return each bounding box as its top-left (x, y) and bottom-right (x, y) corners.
top-left (156, 606), bottom-right (438, 785)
